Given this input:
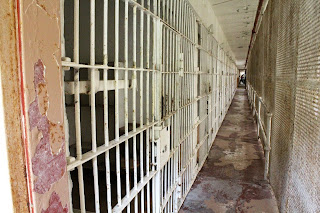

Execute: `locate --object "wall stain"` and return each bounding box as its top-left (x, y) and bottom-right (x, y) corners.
top-left (41, 192), bottom-right (68, 213)
top-left (29, 59), bottom-right (66, 194)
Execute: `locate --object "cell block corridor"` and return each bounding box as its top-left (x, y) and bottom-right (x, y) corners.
top-left (1, 0), bottom-right (320, 213)
top-left (180, 88), bottom-right (278, 213)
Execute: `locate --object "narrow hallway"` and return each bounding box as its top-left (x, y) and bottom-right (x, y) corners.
top-left (180, 87), bottom-right (279, 213)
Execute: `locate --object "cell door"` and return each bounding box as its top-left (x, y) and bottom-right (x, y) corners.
top-left (61, 0), bottom-right (162, 212)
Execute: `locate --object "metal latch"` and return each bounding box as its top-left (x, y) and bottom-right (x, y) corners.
top-left (179, 53), bottom-right (184, 77)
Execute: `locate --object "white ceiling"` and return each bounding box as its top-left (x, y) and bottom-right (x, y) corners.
top-left (209, 0), bottom-right (259, 68)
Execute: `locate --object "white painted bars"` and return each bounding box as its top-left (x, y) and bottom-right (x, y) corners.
top-left (61, 0), bottom-right (238, 212)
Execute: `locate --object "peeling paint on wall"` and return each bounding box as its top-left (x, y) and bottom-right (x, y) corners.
top-left (29, 60), bottom-right (66, 194)
top-left (41, 192), bottom-right (68, 213)
top-left (15, 0), bottom-right (70, 211)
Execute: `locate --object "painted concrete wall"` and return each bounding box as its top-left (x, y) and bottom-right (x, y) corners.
top-left (188, 0), bottom-right (235, 62)
top-left (0, 0), bottom-right (30, 212)
top-left (0, 71), bottom-right (14, 213)
top-left (16, 0), bottom-right (70, 212)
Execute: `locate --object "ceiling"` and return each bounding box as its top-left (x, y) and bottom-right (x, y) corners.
top-left (209, 0), bottom-right (259, 68)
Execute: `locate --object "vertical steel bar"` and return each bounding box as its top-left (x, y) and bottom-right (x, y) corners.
top-left (173, 0), bottom-right (176, 28)
top-left (168, 30), bottom-right (172, 113)
top-left (74, 0), bottom-right (86, 212)
top-left (146, 0), bottom-right (151, 211)
top-left (133, 5), bottom-right (138, 212)
top-left (139, 3), bottom-right (145, 213)
top-left (257, 97), bottom-right (261, 139)
top-left (74, 0), bottom-right (80, 162)
top-left (151, 12), bottom-right (156, 213)
top-left (155, 19), bottom-right (162, 213)
top-left (179, 0), bottom-right (182, 33)
top-left (114, 0), bottom-right (122, 206)
top-left (170, 0), bottom-right (173, 25)
top-left (166, 0), bottom-right (169, 23)
top-left (166, 28), bottom-right (169, 115)
top-left (265, 113), bottom-right (272, 180)
top-left (90, 0), bottom-right (100, 212)
top-left (124, 1), bottom-right (131, 212)
top-left (103, 0), bottom-right (112, 211)
top-left (162, 0), bottom-right (165, 20)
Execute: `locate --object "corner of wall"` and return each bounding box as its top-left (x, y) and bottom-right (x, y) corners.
top-left (0, 0), bottom-right (29, 212)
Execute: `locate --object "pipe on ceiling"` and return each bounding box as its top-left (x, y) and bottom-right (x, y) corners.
top-left (245, 0), bottom-right (265, 68)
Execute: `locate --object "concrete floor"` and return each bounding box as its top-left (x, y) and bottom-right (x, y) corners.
top-left (180, 87), bottom-right (279, 213)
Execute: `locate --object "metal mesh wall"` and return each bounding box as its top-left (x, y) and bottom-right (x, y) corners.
top-left (247, 0), bottom-right (320, 212)
top-left (285, 0), bottom-right (320, 211)
top-left (270, 0), bottom-right (299, 207)
top-left (262, 0), bottom-right (278, 113)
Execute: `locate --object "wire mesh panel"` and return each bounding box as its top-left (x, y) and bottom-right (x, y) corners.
top-left (262, 0), bottom-right (278, 113)
top-left (61, 0), bottom-right (237, 212)
top-left (270, 0), bottom-right (300, 207)
top-left (247, 0), bottom-right (298, 206)
top-left (247, 0), bottom-right (320, 212)
top-left (285, 0), bottom-right (320, 211)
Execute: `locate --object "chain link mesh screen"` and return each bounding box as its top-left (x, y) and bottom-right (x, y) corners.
top-left (247, 0), bottom-right (320, 212)
top-left (285, 0), bottom-right (320, 211)
top-left (271, 0), bottom-right (299, 208)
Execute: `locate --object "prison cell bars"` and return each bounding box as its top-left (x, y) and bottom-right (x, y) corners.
top-left (89, 0), bottom-right (100, 212)
top-left (74, 0), bottom-right (86, 212)
top-left (124, 1), bottom-right (130, 212)
top-left (61, 0), bottom-right (238, 212)
top-left (158, 3), bottom-right (237, 211)
top-left (103, 1), bottom-right (113, 212)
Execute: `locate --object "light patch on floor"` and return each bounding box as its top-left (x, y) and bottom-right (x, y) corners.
top-left (215, 142), bottom-right (260, 170)
top-left (204, 195), bottom-right (236, 212)
top-left (242, 199), bottom-right (279, 213)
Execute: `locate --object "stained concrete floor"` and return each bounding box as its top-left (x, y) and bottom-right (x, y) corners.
top-left (180, 87), bottom-right (279, 213)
